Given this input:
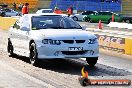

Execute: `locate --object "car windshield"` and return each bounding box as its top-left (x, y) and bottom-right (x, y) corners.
top-left (32, 15), bottom-right (82, 30)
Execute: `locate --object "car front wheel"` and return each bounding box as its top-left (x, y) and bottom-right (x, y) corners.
top-left (86, 57), bottom-right (98, 67)
top-left (29, 43), bottom-right (39, 66)
top-left (7, 39), bottom-right (14, 57)
top-left (125, 20), bottom-right (130, 23)
top-left (85, 17), bottom-right (92, 23)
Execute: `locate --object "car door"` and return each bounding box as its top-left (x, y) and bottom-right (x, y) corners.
top-left (9, 20), bottom-right (22, 52)
top-left (89, 12), bottom-right (99, 22)
top-left (5, 9), bottom-right (17, 16)
top-left (78, 13), bottom-right (84, 21)
top-left (5, 9), bottom-right (12, 16)
top-left (102, 12), bottom-right (112, 22)
top-left (96, 12), bottom-right (106, 22)
top-left (17, 16), bottom-right (30, 55)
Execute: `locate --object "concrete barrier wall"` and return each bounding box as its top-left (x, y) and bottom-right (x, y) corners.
top-left (97, 34), bottom-right (132, 55)
top-left (87, 22), bottom-right (132, 56)
top-left (125, 38), bottom-right (132, 55)
top-left (96, 34), bottom-right (126, 54)
top-left (0, 17), bottom-right (17, 30)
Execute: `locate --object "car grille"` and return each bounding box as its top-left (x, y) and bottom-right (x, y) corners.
top-left (62, 40), bottom-right (85, 44)
top-left (62, 40), bottom-right (74, 44)
top-left (61, 51), bottom-right (87, 55)
top-left (75, 40), bottom-right (85, 43)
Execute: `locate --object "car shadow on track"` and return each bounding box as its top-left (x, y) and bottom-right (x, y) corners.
top-left (12, 55), bottom-right (132, 76)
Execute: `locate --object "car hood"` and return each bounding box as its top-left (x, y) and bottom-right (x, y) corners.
top-left (31, 29), bottom-right (96, 40)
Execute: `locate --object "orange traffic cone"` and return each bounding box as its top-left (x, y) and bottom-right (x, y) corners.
top-left (112, 14), bottom-right (114, 22)
top-left (98, 20), bottom-right (103, 29)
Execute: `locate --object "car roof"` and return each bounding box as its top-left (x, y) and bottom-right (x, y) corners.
top-left (23, 13), bottom-right (67, 17)
top-left (99, 11), bottom-right (113, 13)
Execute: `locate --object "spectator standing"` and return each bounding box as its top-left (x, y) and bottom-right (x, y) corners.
top-left (67, 6), bottom-right (73, 17)
top-left (22, 3), bottom-right (29, 15)
top-left (13, 2), bottom-right (16, 10)
top-left (18, 3), bottom-right (23, 11)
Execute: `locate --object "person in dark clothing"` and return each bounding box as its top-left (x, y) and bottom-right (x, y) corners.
top-left (13, 2), bottom-right (16, 10)
top-left (18, 3), bottom-right (23, 11)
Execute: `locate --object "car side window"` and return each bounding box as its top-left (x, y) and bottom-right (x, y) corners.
top-left (13, 21), bottom-right (20, 29)
top-left (21, 16), bottom-right (30, 29)
top-left (107, 12), bottom-right (112, 15)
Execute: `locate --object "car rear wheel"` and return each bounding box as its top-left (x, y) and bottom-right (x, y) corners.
top-left (7, 39), bottom-right (14, 57)
top-left (72, 16), bottom-right (78, 21)
top-left (86, 57), bottom-right (98, 67)
top-left (29, 43), bottom-right (40, 66)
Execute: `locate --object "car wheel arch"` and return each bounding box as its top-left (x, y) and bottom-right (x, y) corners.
top-left (29, 41), bottom-right (40, 66)
top-left (86, 17), bottom-right (92, 22)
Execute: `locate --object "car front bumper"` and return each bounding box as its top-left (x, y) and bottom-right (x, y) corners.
top-left (36, 43), bottom-right (99, 59)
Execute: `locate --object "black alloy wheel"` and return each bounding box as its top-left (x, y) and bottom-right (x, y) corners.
top-left (7, 39), bottom-right (14, 57)
top-left (29, 43), bottom-right (39, 66)
top-left (86, 57), bottom-right (98, 67)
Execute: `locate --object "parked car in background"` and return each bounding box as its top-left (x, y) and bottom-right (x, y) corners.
top-left (36, 9), bottom-right (53, 14)
top-left (71, 11), bottom-right (97, 21)
top-left (0, 8), bottom-right (20, 17)
top-left (122, 15), bottom-right (132, 24)
top-left (0, 8), bottom-right (5, 17)
top-left (83, 11), bottom-right (123, 23)
top-left (8, 13), bottom-right (99, 67)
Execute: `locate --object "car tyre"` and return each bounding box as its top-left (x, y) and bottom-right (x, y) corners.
top-left (1, 12), bottom-right (5, 17)
top-left (7, 38), bottom-right (14, 57)
top-left (72, 16), bottom-right (78, 21)
top-left (29, 42), bottom-right (40, 66)
top-left (86, 57), bottom-right (98, 67)
top-left (108, 18), bottom-right (112, 23)
top-left (86, 17), bottom-right (92, 23)
top-left (125, 20), bottom-right (130, 23)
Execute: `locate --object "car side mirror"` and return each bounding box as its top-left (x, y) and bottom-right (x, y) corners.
top-left (21, 27), bottom-right (30, 31)
top-left (10, 25), bottom-right (14, 28)
top-left (82, 26), bottom-right (86, 30)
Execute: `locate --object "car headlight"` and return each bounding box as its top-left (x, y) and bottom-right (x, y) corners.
top-left (88, 38), bottom-right (98, 44)
top-left (42, 39), bottom-right (61, 45)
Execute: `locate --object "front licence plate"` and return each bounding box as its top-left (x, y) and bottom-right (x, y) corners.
top-left (68, 47), bottom-right (83, 51)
